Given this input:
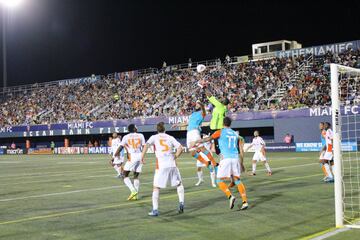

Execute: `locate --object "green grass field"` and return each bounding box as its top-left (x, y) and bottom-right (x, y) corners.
top-left (0, 152), bottom-right (359, 240)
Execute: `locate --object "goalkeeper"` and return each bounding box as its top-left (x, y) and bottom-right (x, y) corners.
top-left (204, 85), bottom-right (230, 155)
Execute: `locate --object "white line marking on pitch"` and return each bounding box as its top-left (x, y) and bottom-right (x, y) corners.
top-left (310, 227), bottom-right (350, 240)
top-left (0, 176), bottom-right (199, 202)
top-left (0, 162), bottom-right (318, 202)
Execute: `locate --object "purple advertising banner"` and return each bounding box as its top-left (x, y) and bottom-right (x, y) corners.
top-left (1, 105), bottom-right (359, 134)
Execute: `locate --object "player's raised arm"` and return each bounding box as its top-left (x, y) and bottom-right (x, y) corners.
top-left (199, 101), bottom-right (206, 117)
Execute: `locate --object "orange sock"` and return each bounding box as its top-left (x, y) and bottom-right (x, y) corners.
top-left (321, 165), bottom-right (328, 177)
top-left (237, 183), bottom-right (247, 203)
top-left (192, 151), bottom-right (209, 166)
top-left (218, 181), bottom-right (232, 198)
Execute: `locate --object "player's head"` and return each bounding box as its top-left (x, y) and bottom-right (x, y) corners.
top-left (221, 97), bottom-right (230, 106)
top-left (254, 130), bottom-right (259, 137)
top-left (157, 122), bottom-right (166, 133)
top-left (223, 117), bottom-right (232, 127)
top-left (325, 122), bottom-right (331, 129)
top-left (319, 122), bottom-right (325, 130)
top-left (112, 132), bottom-right (118, 138)
top-left (128, 124), bottom-right (137, 133)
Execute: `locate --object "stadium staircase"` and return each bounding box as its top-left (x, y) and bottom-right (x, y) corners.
top-left (266, 55), bottom-right (313, 106)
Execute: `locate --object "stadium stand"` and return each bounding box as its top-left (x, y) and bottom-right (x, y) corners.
top-left (0, 49), bottom-right (359, 127)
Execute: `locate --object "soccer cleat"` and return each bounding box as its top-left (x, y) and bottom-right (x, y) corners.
top-left (239, 201), bottom-right (249, 210)
top-left (127, 191), bottom-right (138, 201)
top-left (212, 183), bottom-right (217, 188)
top-left (148, 209), bottom-right (159, 217)
top-left (131, 195), bottom-right (138, 200)
top-left (178, 202), bottom-right (184, 214)
top-left (325, 177), bottom-right (334, 183)
top-left (195, 179), bottom-right (204, 186)
top-left (249, 172), bottom-right (256, 176)
top-left (115, 174), bottom-right (123, 179)
top-left (229, 196), bottom-right (236, 209)
top-left (267, 172), bottom-right (272, 176)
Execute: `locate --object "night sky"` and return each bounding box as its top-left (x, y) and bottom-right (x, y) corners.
top-left (0, 0), bottom-right (359, 87)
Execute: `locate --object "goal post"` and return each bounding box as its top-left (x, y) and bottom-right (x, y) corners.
top-left (330, 63), bottom-right (360, 228)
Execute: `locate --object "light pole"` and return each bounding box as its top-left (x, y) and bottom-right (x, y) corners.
top-left (1, 0), bottom-right (24, 91)
top-left (2, 6), bottom-right (7, 90)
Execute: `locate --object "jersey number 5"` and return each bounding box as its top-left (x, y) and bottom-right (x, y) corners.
top-left (159, 140), bottom-right (170, 152)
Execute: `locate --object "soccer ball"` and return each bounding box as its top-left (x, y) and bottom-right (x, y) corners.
top-left (196, 64), bottom-right (206, 73)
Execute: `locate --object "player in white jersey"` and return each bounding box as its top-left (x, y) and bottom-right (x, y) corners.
top-left (115, 124), bottom-right (145, 200)
top-left (320, 122), bottom-right (334, 183)
top-left (195, 133), bottom-right (216, 187)
top-left (141, 122), bottom-right (184, 217)
top-left (109, 133), bottom-right (124, 178)
top-left (245, 130), bottom-right (272, 176)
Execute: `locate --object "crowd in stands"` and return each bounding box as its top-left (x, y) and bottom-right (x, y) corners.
top-left (0, 49), bottom-right (359, 127)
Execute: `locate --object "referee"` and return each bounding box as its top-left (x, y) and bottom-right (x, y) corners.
top-left (204, 86), bottom-right (229, 155)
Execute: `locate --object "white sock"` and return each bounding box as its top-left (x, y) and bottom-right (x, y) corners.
top-left (210, 171), bottom-right (216, 185)
top-left (330, 163), bottom-right (335, 176)
top-left (134, 179), bottom-right (140, 192)
top-left (152, 188), bottom-right (159, 210)
top-left (264, 162), bottom-right (272, 173)
top-left (252, 162), bottom-right (257, 173)
top-left (124, 177), bottom-right (135, 192)
top-left (324, 163), bottom-right (333, 178)
top-left (197, 170), bottom-right (203, 181)
top-left (113, 166), bottom-right (121, 175)
top-left (177, 184), bottom-right (185, 203)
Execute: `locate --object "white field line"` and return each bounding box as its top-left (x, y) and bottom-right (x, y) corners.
top-left (0, 158), bottom-right (318, 184)
top-left (310, 227), bottom-right (350, 240)
top-left (0, 162), bottom-right (319, 202)
top-left (0, 154), bottom-right (316, 179)
top-left (0, 158), bottom-right (198, 178)
top-left (0, 165), bottom-right (199, 186)
top-left (0, 176), bottom-right (199, 202)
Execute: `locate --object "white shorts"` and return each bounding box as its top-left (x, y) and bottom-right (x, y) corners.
top-left (322, 151), bottom-right (333, 161)
top-left (319, 151), bottom-right (325, 160)
top-left (217, 158), bottom-right (241, 179)
top-left (113, 156), bottom-right (124, 165)
top-left (123, 153), bottom-right (143, 172)
top-left (153, 167), bottom-right (182, 188)
top-left (123, 160), bottom-right (143, 173)
top-left (253, 151), bottom-right (267, 162)
top-left (187, 129), bottom-right (202, 148)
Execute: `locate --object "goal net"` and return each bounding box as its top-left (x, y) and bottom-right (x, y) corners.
top-left (330, 63), bottom-right (360, 228)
